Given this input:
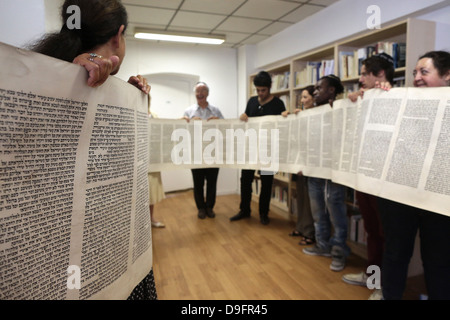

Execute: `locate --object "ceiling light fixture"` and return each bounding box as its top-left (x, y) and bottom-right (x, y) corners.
top-left (134, 29), bottom-right (225, 45)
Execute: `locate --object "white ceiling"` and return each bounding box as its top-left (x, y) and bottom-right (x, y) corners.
top-left (122, 0), bottom-right (340, 48)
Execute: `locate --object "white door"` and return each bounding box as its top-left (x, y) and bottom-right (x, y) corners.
top-left (145, 73), bottom-right (199, 193)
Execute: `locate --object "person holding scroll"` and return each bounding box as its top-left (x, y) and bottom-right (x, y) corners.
top-left (282, 85), bottom-right (316, 245)
top-left (30, 0), bottom-right (155, 300)
top-left (376, 51), bottom-right (450, 300)
top-left (342, 53), bottom-right (395, 300)
top-left (302, 75), bottom-right (350, 272)
top-left (230, 71), bottom-right (286, 225)
top-left (183, 82), bottom-right (224, 219)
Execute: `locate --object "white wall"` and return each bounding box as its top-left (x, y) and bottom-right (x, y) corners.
top-left (0, 0), bottom-right (46, 47)
top-left (237, 44), bottom-right (256, 116)
top-left (116, 40), bottom-right (239, 119)
top-left (418, 4), bottom-right (450, 51)
top-left (44, 0), bottom-right (64, 33)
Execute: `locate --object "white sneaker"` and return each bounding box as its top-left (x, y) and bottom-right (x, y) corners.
top-left (342, 271), bottom-right (368, 286)
top-left (368, 289), bottom-right (383, 300)
top-left (151, 221), bottom-right (165, 228)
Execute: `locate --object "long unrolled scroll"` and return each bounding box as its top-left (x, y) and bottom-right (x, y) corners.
top-left (0, 42), bottom-right (151, 299)
top-left (148, 87), bottom-right (450, 218)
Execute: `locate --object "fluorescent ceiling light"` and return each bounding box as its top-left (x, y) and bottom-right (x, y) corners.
top-left (134, 29), bottom-right (225, 45)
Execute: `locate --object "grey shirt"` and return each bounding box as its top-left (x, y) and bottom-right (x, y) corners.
top-left (183, 104), bottom-right (224, 120)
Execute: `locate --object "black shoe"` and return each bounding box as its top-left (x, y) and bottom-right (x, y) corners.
top-left (260, 215), bottom-right (270, 225)
top-left (206, 208), bottom-right (215, 218)
top-left (198, 209), bottom-right (206, 219)
top-left (230, 211), bottom-right (250, 221)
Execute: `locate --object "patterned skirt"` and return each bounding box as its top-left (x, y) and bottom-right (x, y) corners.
top-left (127, 269), bottom-right (158, 300)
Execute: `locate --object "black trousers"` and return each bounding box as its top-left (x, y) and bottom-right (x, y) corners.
top-left (239, 169), bottom-right (274, 217)
top-left (378, 198), bottom-right (450, 300)
top-left (191, 168), bottom-right (219, 210)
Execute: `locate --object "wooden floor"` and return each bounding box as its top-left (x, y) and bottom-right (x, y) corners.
top-left (151, 190), bottom-right (426, 300)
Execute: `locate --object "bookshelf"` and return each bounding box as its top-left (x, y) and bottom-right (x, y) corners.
top-left (291, 45), bottom-right (336, 111)
top-left (251, 18), bottom-right (436, 111)
top-left (248, 18), bottom-right (437, 256)
top-left (335, 19), bottom-right (434, 97)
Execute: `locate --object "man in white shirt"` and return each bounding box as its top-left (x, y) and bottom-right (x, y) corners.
top-left (183, 82), bottom-right (224, 219)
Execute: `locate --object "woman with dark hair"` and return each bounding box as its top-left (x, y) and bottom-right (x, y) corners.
top-left (299, 85), bottom-right (316, 110)
top-left (30, 0), bottom-right (154, 300)
top-left (282, 85), bottom-right (316, 244)
top-left (282, 85), bottom-right (315, 117)
top-left (30, 0), bottom-right (149, 92)
top-left (377, 50), bottom-right (450, 300)
top-left (302, 75), bottom-right (350, 272)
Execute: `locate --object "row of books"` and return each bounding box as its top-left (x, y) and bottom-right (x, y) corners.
top-left (272, 185), bottom-right (288, 204)
top-left (271, 71), bottom-right (290, 91)
top-left (339, 42), bottom-right (406, 79)
top-left (294, 60), bottom-right (335, 88)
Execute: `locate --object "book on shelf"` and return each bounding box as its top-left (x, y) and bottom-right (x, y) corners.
top-left (357, 48), bottom-right (367, 75)
top-left (375, 41), bottom-right (406, 68)
top-left (339, 51), bottom-right (357, 79)
top-left (348, 214), bottom-right (367, 245)
top-left (294, 59), bottom-right (334, 87)
top-left (271, 71), bottom-right (290, 91)
top-left (366, 45), bottom-right (377, 58)
top-left (339, 42), bottom-right (406, 80)
top-left (271, 185), bottom-right (289, 204)
top-left (396, 43), bottom-right (406, 68)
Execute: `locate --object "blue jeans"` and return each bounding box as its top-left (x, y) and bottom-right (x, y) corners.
top-left (308, 177), bottom-right (350, 256)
